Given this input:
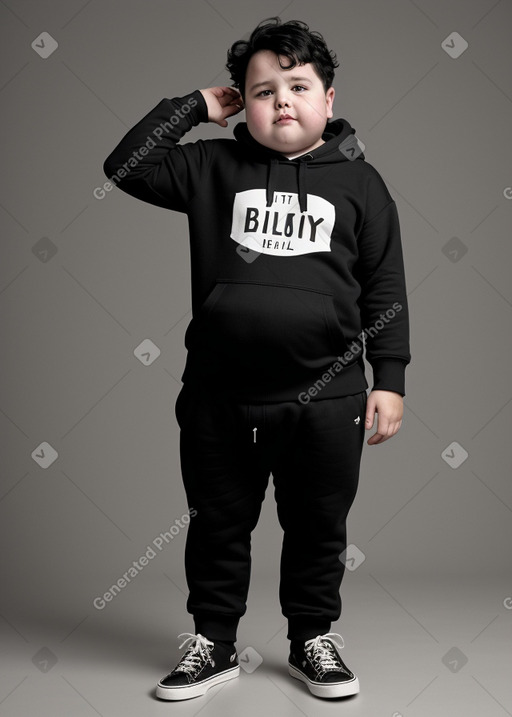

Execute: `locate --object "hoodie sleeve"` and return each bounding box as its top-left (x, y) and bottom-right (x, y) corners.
top-left (102, 89), bottom-right (210, 212)
top-left (356, 172), bottom-right (411, 396)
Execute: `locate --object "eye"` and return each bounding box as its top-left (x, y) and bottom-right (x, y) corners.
top-left (256, 85), bottom-right (307, 97)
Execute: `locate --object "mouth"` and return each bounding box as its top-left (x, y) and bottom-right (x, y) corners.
top-left (275, 115), bottom-right (296, 124)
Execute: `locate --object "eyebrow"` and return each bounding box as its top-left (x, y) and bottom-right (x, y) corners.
top-left (249, 76), bottom-right (312, 92)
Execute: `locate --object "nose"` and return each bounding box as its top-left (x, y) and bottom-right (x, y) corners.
top-left (276, 91), bottom-right (291, 109)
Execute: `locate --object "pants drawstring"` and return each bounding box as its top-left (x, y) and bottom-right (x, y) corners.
top-left (248, 403), bottom-right (265, 443)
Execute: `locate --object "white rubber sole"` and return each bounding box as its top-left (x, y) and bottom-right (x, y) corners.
top-left (288, 663), bottom-right (360, 698)
top-left (156, 664), bottom-right (240, 701)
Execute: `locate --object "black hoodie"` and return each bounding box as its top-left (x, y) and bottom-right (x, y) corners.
top-left (103, 89), bottom-right (411, 403)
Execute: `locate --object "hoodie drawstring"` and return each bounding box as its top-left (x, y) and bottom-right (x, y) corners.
top-left (266, 157), bottom-right (309, 214)
top-left (298, 160), bottom-right (308, 213)
top-left (266, 158), bottom-right (279, 209)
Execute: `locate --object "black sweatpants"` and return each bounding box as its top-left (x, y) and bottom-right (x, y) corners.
top-left (175, 382), bottom-right (367, 643)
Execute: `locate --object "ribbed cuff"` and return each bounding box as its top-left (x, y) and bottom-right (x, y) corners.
top-left (287, 617), bottom-right (332, 642)
top-left (370, 358), bottom-right (408, 396)
top-left (193, 613), bottom-right (240, 642)
top-left (189, 88), bottom-right (209, 123)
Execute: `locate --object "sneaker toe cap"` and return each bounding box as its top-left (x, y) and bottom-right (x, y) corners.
top-left (159, 672), bottom-right (191, 687)
top-left (323, 670), bottom-right (355, 683)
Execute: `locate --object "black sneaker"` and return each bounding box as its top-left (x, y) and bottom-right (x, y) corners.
top-left (288, 632), bottom-right (359, 699)
top-left (156, 632), bottom-right (239, 701)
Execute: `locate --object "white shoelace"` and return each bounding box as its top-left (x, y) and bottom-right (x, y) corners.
top-left (174, 632), bottom-right (215, 675)
top-left (304, 632), bottom-right (348, 675)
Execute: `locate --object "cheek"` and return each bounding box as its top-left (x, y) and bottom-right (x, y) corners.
top-left (299, 95), bottom-right (327, 117)
top-left (301, 107), bottom-right (327, 132)
top-left (246, 104), bottom-right (269, 131)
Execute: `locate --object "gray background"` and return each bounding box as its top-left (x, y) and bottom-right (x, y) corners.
top-left (1, 0), bottom-right (511, 715)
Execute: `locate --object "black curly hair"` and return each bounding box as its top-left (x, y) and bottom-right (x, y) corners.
top-left (226, 16), bottom-right (339, 100)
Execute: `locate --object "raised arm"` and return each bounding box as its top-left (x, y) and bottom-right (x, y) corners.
top-left (102, 87), bottom-right (242, 212)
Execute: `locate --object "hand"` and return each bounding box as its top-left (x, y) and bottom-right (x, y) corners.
top-left (198, 86), bottom-right (244, 128)
top-left (365, 390), bottom-right (403, 445)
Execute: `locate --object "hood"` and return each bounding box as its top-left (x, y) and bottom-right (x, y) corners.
top-left (232, 118), bottom-right (365, 213)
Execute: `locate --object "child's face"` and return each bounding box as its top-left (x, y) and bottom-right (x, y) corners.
top-left (243, 49), bottom-right (335, 158)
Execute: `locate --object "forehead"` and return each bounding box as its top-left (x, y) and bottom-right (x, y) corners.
top-left (246, 49), bottom-right (317, 84)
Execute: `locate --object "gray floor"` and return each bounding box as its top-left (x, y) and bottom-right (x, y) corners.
top-left (1, 571), bottom-right (510, 717)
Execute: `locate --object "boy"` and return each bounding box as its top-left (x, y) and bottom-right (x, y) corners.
top-left (103, 16), bottom-right (410, 701)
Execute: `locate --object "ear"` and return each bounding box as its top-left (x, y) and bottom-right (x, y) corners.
top-left (325, 87), bottom-right (335, 119)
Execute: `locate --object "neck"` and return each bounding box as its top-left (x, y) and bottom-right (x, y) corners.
top-left (281, 138), bottom-right (325, 160)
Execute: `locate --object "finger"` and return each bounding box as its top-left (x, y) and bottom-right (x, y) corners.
top-left (368, 418), bottom-right (388, 445)
top-left (367, 418), bottom-right (402, 445)
top-left (365, 410), bottom-right (374, 429)
top-left (220, 95), bottom-right (242, 110)
top-left (223, 103), bottom-right (244, 121)
top-left (368, 430), bottom-right (388, 445)
top-left (221, 86), bottom-right (241, 100)
top-left (378, 417), bottom-right (390, 437)
top-left (367, 416), bottom-right (403, 445)
top-left (227, 86), bottom-right (243, 99)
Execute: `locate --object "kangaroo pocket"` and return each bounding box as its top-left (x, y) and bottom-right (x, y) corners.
top-left (184, 279), bottom-right (349, 383)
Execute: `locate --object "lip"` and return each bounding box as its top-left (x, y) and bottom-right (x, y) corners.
top-left (275, 115), bottom-right (296, 124)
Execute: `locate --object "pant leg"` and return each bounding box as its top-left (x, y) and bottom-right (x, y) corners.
top-left (176, 383), bottom-right (272, 642)
top-left (269, 391), bottom-right (367, 642)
